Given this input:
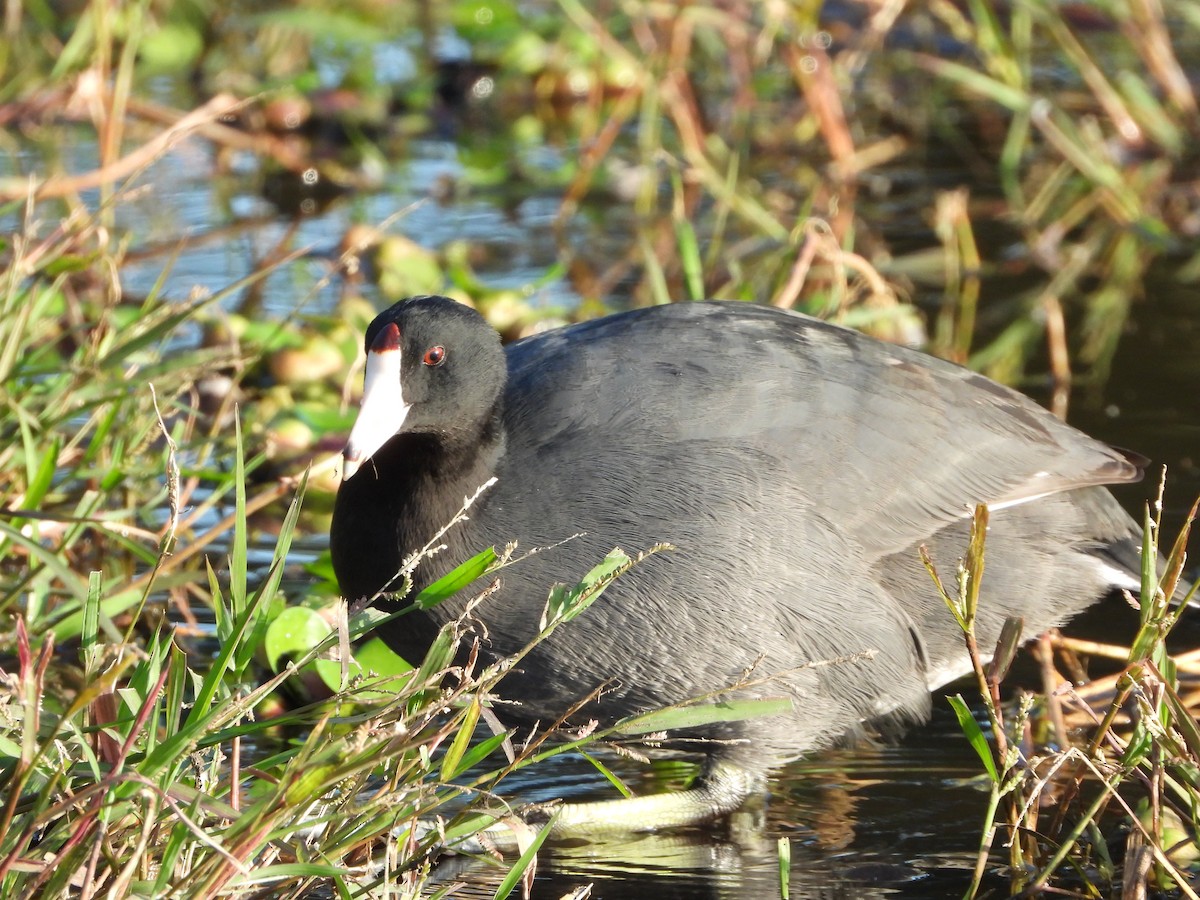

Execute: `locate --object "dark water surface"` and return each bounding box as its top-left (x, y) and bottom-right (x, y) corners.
top-left (424, 705), bottom-right (994, 898)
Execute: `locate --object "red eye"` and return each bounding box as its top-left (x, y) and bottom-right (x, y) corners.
top-left (423, 345), bottom-right (446, 367)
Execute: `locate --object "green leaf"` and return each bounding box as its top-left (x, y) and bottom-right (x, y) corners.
top-left (493, 810), bottom-right (557, 900)
top-left (137, 21), bottom-right (204, 73)
top-left (314, 636), bottom-right (414, 696)
top-left (416, 547), bottom-right (497, 610)
top-left (963, 504), bottom-right (989, 624)
top-left (439, 811), bottom-right (509, 848)
top-left (543, 548), bottom-right (631, 628)
top-left (37, 582), bottom-right (142, 642)
top-left (947, 694), bottom-right (998, 782)
top-left (229, 862), bottom-right (355, 886)
top-left (671, 168), bottom-right (704, 301)
top-left (0, 520), bottom-right (89, 618)
top-left (305, 552), bottom-right (337, 583)
top-left (917, 55), bottom-right (1033, 112)
top-left (234, 472), bottom-right (307, 677)
top-left (1122, 716), bottom-right (1154, 768)
top-left (264, 606), bottom-right (331, 672)
top-left (293, 404), bottom-right (359, 434)
top-left (452, 730), bottom-right (511, 776)
top-left (23, 432), bottom-right (61, 512)
top-left (164, 640), bottom-right (187, 737)
top-left (779, 836), bottom-right (792, 899)
top-left (406, 625), bottom-right (458, 712)
top-left (230, 415), bottom-right (248, 618)
top-left (81, 571), bottom-right (102, 676)
top-left (175, 574), bottom-right (276, 748)
top-left (96, 293), bottom-right (222, 370)
top-left (441, 696), bottom-right (482, 781)
top-left (347, 606), bottom-right (398, 639)
top-left (352, 637), bottom-right (413, 678)
top-left (618, 697), bottom-right (793, 735)
top-left (577, 748), bottom-right (632, 799)
top-left (42, 252), bottom-right (101, 276)
top-left (151, 808), bottom-right (201, 894)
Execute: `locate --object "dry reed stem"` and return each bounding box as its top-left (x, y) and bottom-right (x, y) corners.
top-left (0, 93), bottom-right (244, 203)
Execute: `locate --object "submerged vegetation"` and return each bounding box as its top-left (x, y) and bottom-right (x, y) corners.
top-left (0, 0), bottom-right (1198, 896)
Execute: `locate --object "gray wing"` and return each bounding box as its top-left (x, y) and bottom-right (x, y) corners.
top-left (502, 302), bottom-right (1139, 563)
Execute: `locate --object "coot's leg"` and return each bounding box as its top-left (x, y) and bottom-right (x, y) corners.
top-left (421, 757), bottom-right (765, 854)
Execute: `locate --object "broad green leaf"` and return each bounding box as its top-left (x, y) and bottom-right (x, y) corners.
top-left (351, 637), bottom-right (413, 679)
top-left (347, 606), bottom-right (398, 638)
top-left (164, 640), bottom-right (187, 737)
top-left (314, 637), bottom-right (414, 697)
top-left (779, 835), bottom-right (792, 899)
top-left (265, 606), bottom-right (331, 672)
top-left (293, 404), bottom-right (359, 433)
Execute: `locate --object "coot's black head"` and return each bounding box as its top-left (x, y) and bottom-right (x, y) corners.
top-left (341, 295), bottom-right (505, 480)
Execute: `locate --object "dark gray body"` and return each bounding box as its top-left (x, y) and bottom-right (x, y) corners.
top-left (331, 299), bottom-right (1143, 774)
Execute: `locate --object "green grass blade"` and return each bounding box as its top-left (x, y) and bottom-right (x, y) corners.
top-left (948, 693), bottom-right (999, 783)
top-left (230, 413), bottom-right (248, 618)
top-left (618, 697), bottom-right (793, 735)
top-left (164, 639), bottom-right (187, 738)
top-left (577, 748), bottom-right (632, 799)
top-left (492, 810), bottom-right (558, 900)
top-left (81, 570), bottom-right (102, 677)
top-left (440, 695), bottom-right (482, 782)
top-left (416, 547), bottom-right (497, 610)
top-left (449, 730), bottom-right (511, 777)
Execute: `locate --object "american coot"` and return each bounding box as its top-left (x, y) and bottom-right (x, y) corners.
top-left (331, 295), bottom-right (1152, 832)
